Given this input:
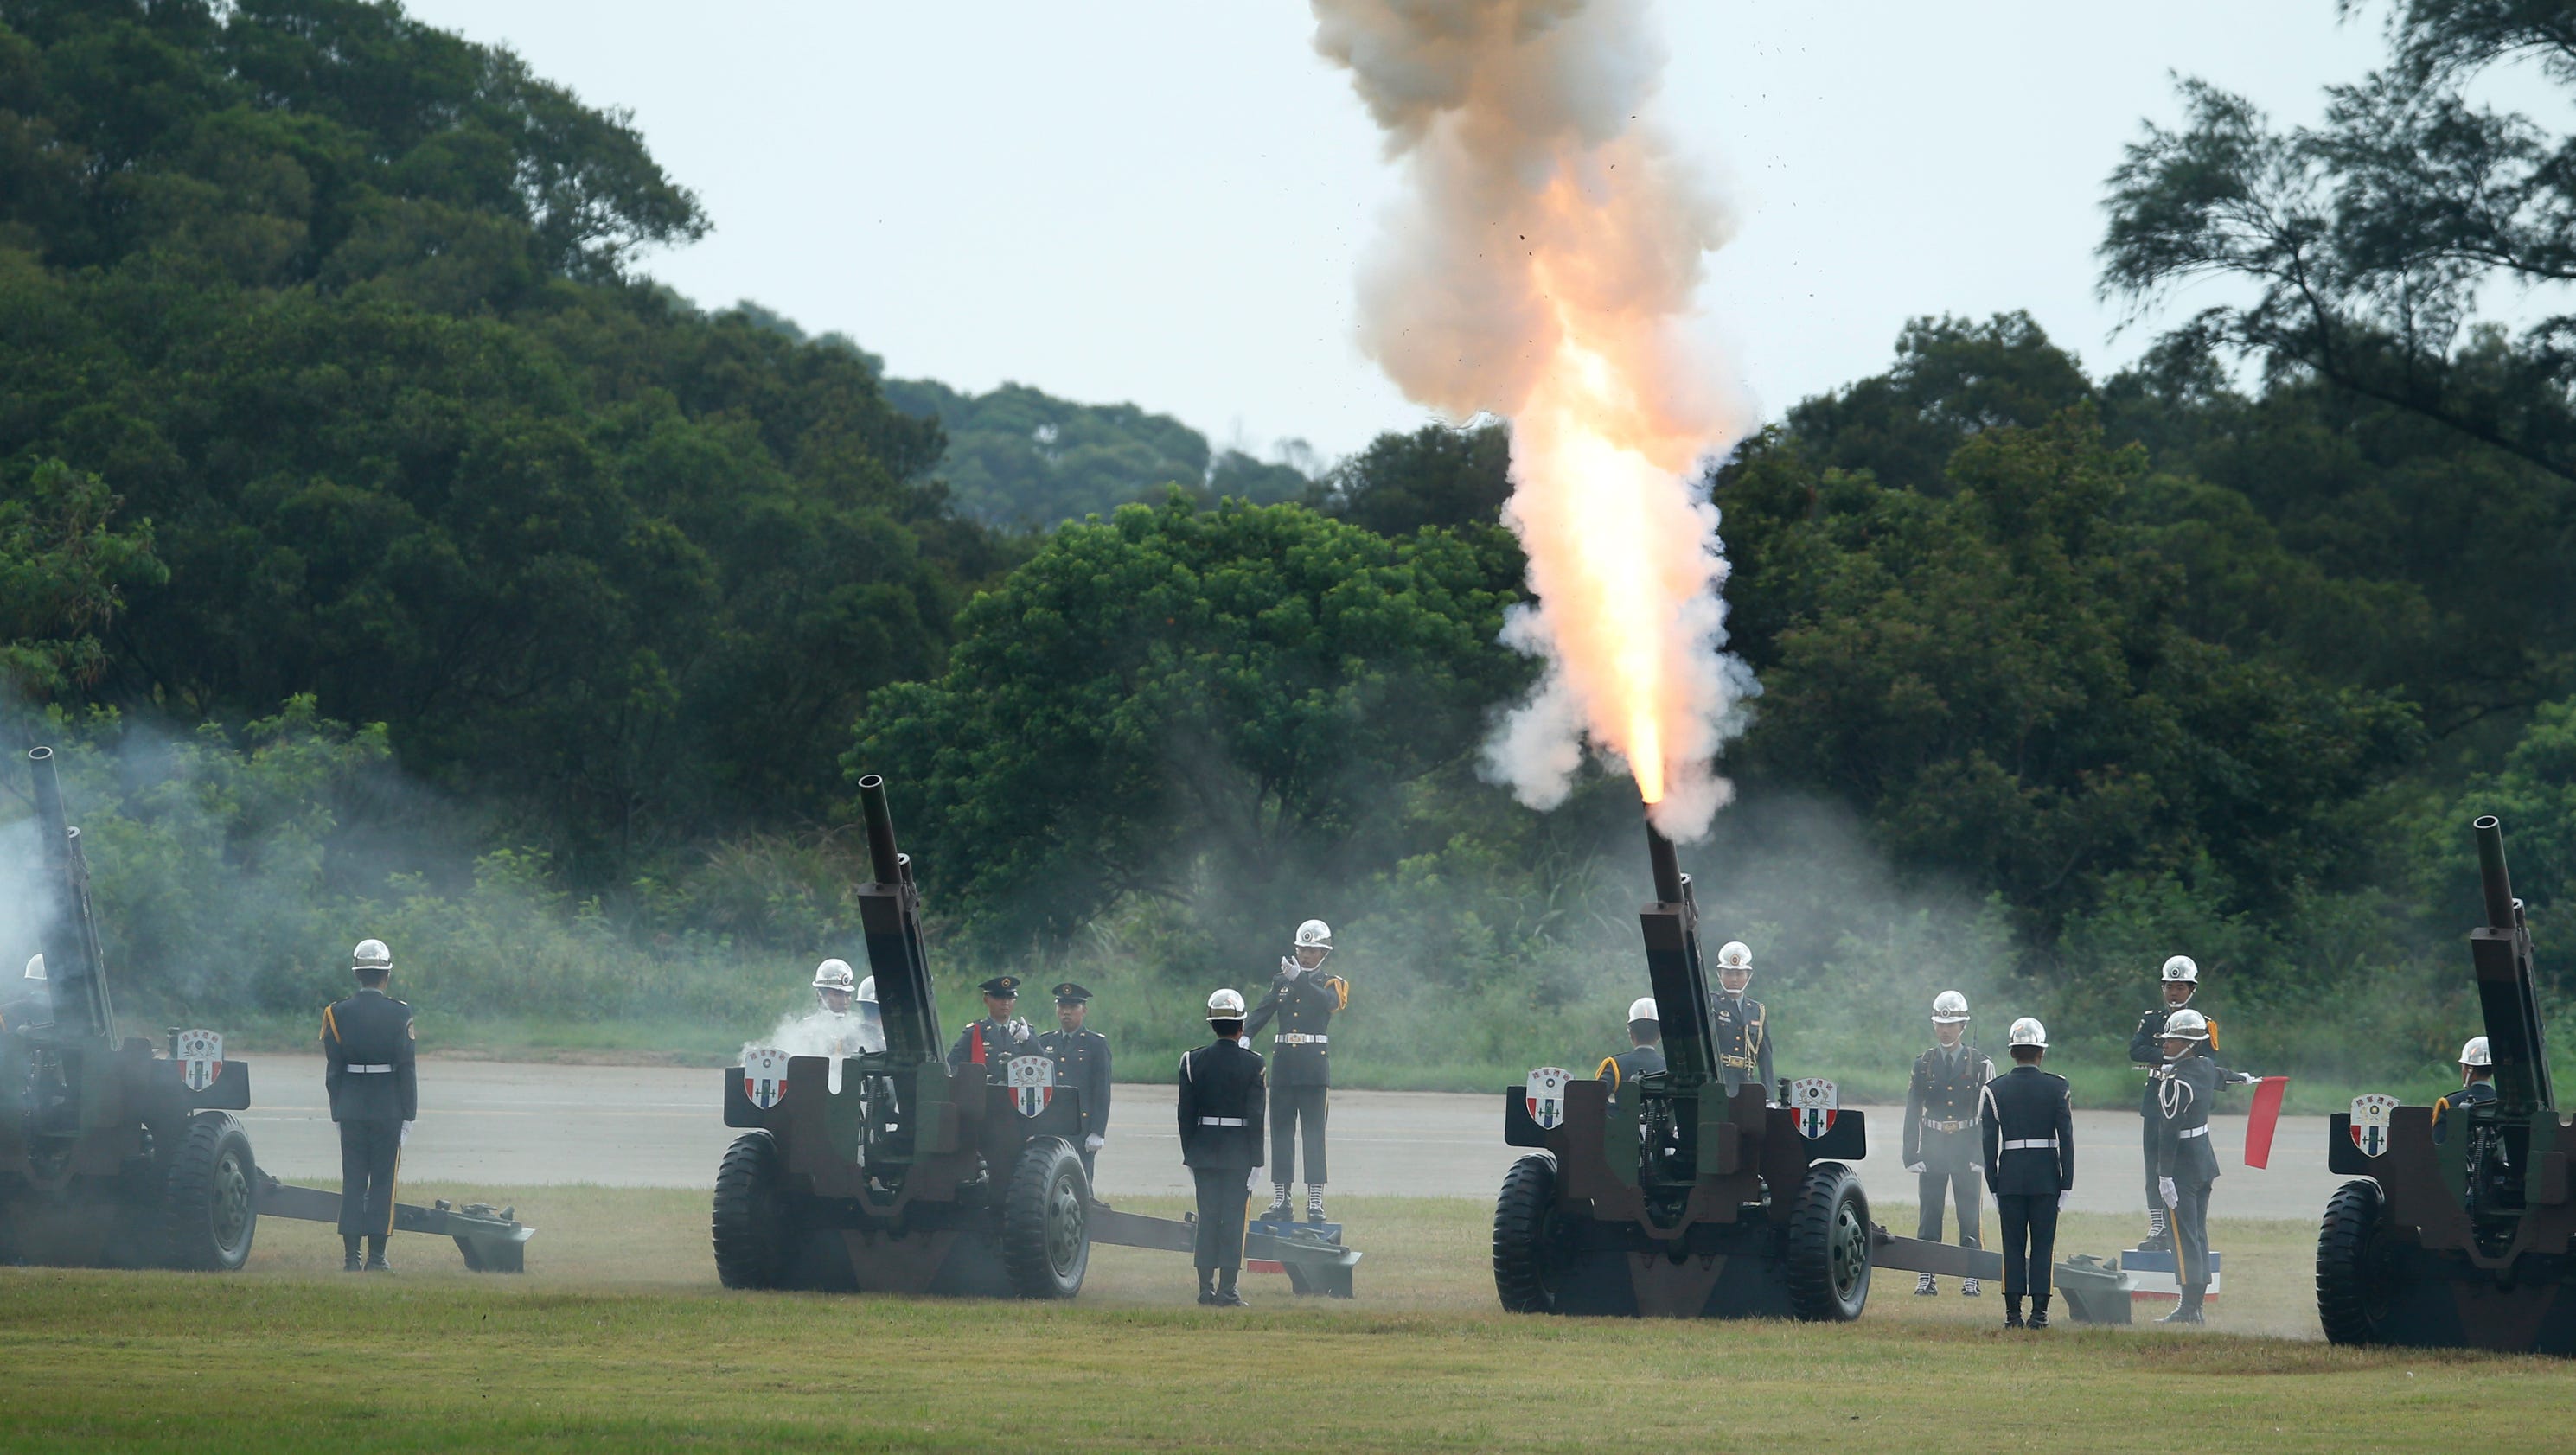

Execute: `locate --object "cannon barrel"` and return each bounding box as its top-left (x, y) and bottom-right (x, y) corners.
top-left (2466, 815), bottom-right (2554, 1114)
top-left (2476, 815), bottom-right (2518, 930)
top-left (1640, 816), bottom-right (1718, 1090)
top-left (858, 775), bottom-right (904, 885)
top-left (1647, 820), bottom-right (1684, 906)
top-left (849, 773), bottom-right (941, 1065)
top-left (26, 747), bottom-right (114, 1043)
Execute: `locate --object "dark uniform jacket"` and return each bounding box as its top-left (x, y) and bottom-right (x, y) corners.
top-left (2432, 1077), bottom-right (2498, 1145)
top-left (321, 986), bottom-right (417, 1123)
top-left (1243, 967), bottom-right (1346, 1087)
top-left (2129, 1003), bottom-right (2221, 1114)
top-left (1978, 1063), bottom-right (2074, 1197)
top-left (1707, 992), bottom-right (1772, 1093)
top-left (947, 1015), bottom-right (1033, 1078)
top-left (1904, 1042), bottom-right (1995, 1170)
top-left (1177, 1037), bottom-right (1266, 1171)
top-left (1596, 1043), bottom-right (1666, 1094)
top-left (1037, 1025), bottom-right (1113, 1141)
top-left (2153, 1050), bottom-right (2222, 1185)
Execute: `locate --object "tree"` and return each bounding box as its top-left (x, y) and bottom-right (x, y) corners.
top-left (848, 497), bottom-right (1530, 948)
top-left (0, 458), bottom-right (162, 703)
top-left (1310, 420), bottom-right (1514, 535)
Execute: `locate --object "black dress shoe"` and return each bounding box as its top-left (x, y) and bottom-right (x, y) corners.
top-left (365, 1254), bottom-right (392, 1273)
top-left (343, 1251), bottom-right (364, 1273)
top-left (2028, 1303), bottom-right (2050, 1330)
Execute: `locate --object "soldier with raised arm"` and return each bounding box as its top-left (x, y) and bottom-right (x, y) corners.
top-left (1246, 918), bottom-right (1346, 1224)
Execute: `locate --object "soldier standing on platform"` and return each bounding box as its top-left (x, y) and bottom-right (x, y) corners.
top-left (2432, 1036), bottom-right (2496, 1145)
top-left (1038, 981), bottom-right (1113, 1185)
top-left (948, 974), bottom-right (1032, 1077)
top-left (1246, 918), bottom-right (1347, 1225)
top-left (1596, 997), bottom-right (1665, 1093)
top-left (1707, 941), bottom-right (1773, 1098)
top-left (2127, 954), bottom-right (2215, 1250)
top-left (321, 938), bottom-right (417, 1273)
top-left (1980, 1017), bottom-right (2074, 1329)
top-left (2151, 1007), bottom-right (2221, 1325)
top-left (1179, 988), bottom-right (1265, 1307)
top-left (1903, 991), bottom-right (1994, 1297)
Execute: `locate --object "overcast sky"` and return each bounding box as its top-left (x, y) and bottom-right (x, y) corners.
top-left (402, 1), bottom-right (2397, 464)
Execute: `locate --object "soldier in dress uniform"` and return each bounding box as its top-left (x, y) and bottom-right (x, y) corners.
top-left (1979, 1017), bottom-right (2074, 1329)
top-left (1245, 918), bottom-right (1347, 1224)
top-left (1596, 997), bottom-right (1665, 1094)
top-left (2127, 954), bottom-right (2216, 1250)
top-left (802, 958), bottom-right (869, 1057)
top-left (947, 974), bottom-right (1032, 1078)
top-left (1179, 988), bottom-right (1266, 1307)
top-left (1903, 991), bottom-right (1994, 1297)
top-left (1706, 940), bottom-right (1773, 1098)
top-left (1037, 981), bottom-right (1112, 1185)
top-left (320, 937), bottom-right (417, 1273)
top-left (2150, 1007), bottom-right (2221, 1325)
top-left (2432, 1036), bottom-right (2496, 1145)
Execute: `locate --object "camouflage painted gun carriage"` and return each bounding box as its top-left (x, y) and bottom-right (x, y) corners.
top-left (1492, 820), bottom-right (1991, 1320)
top-left (2317, 816), bottom-right (2576, 1354)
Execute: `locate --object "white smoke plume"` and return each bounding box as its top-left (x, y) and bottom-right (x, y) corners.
top-left (1313, 0), bottom-right (1755, 839)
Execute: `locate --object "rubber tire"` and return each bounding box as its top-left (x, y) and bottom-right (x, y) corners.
top-left (163, 1112), bottom-right (258, 1272)
top-left (1000, 1136), bottom-right (1090, 1299)
top-left (1492, 1153), bottom-right (1563, 1314)
top-left (2317, 1178), bottom-right (2396, 1346)
top-left (712, 1131), bottom-right (795, 1290)
top-left (1783, 1160), bottom-right (1871, 1322)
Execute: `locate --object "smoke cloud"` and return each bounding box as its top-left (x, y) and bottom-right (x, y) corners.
top-left (1313, 0), bottom-right (1755, 839)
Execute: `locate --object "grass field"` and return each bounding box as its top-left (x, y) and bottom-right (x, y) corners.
top-left (0, 1186), bottom-right (2566, 1452)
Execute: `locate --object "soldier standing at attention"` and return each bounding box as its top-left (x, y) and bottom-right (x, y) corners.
top-left (2127, 954), bottom-right (2215, 1250)
top-left (948, 974), bottom-right (1032, 1077)
top-left (1903, 991), bottom-right (1993, 1297)
top-left (1246, 918), bottom-right (1346, 1225)
top-left (1179, 988), bottom-right (1266, 1307)
top-left (321, 938), bottom-right (416, 1273)
top-left (1038, 981), bottom-right (1112, 1185)
top-left (1596, 997), bottom-right (1665, 1093)
top-left (1980, 1017), bottom-right (2074, 1329)
top-left (2432, 1037), bottom-right (2496, 1145)
top-left (1707, 941), bottom-right (1773, 1098)
top-left (2151, 1007), bottom-right (2221, 1325)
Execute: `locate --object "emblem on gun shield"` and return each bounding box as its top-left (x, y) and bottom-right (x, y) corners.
top-left (1006, 1054), bottom-right (1057, 1117)
top-left (743, 1047), bottom-right (790, 1109)
top-left (175, 1029), bottom-right (222, 1092)
top-left (2349, 1094), bottom-right (2399, 1157)
top-left (1525, 1066), bottom-right (1572, 1129)
top-left (1787, 1077), bottom-right (1839, 1139)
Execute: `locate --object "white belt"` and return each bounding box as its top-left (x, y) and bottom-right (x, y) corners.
top-left (2179, 1125), bottom-right (2208, 1139)
top-left (1921, 1118), bottom-right (1973, 1133)
top-left (1279, 1033), bottom-right (1328, 1045)
top-left (1198, 1116), bottom-right (1247, 1126)
top-left (345, 1063), bottom-right (394, 1073)
top-left (2004, 1138), bottom-right (2058, 1150)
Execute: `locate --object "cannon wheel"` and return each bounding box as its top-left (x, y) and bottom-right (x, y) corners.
top-left (2317, 1178), bottom-right (2398, 1345)
top-left (1000, 1136), bottom-right (1090, 1299)
top-left (1784, 1160), bottom-right (1870, 1322)
top-left (712, 1131), bottom-right (795, 1290)
top-left (163, 1112), bottom-right (258, 1271)
top-left (1492, 1153), bottom-right (1563, 1313)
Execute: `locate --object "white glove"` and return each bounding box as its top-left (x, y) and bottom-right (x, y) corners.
top-left (400, 1121), bottom-right (413, 1147)
top-left (1009, 1018), bottom-right (1031, 1043)
top-left (1247, 1166), bottom-right (1264, 1194)
top-left (1970, 1162), bottom-right (1984, 1172)
top-left (1084, 1133), bottom-right (1104, 1152)
top-left (2058, 1190), bottom-right (2069, 1212)
top-left (1903, 1161), bottom-right (1925, 1174)
top-left (2159, 1176), bottom-right (2177, 1209)
top-left (1279, 957), bottom-right (1303, 980)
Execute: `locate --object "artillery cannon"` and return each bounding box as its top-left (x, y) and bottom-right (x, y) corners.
top-left (711, 775), bottom-right (1352, 1299)
top-left (2317, 816), bottom-right (2576, 1353)
top-left (0, 745), bottom-right (531, 1274)
top-left (1491, 818), bottom-right (1994, 1319)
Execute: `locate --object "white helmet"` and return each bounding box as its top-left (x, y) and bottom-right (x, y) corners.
top-left (2460, 1036), bottom-right (2492, 1068)
top-left (2163, 1008), bottom-right (2209, 1042)
top-left (352, 939), bottom-right (391, 972)
top-left (813, 958), bottom-right (856, 992)
top-left (22, 954), bottom-right (42, 982)
top-left (2007, 1017), bottom-right (2047, 1048)
top-left (1626, 996), bottom-right (1659, 1024)
top-left (856, 975), bottom-right (877, 1005)
top-left (2161, 954), bottom-right (2198, 984)
top-left (1716, 941), bottom-right (1752, 973)
top-left (1294, 919), bottom-right (1334, 953)
top-left (1931, 991), bottom-right (1970, 1024)
top-left (1207, 988), bottom-right (1247, 1020)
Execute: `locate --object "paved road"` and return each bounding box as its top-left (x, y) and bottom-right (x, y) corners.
top-left (240, 1055), bottom-right (2344, 1222)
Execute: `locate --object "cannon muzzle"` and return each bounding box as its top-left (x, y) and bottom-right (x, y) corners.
top-left (858, 775), bottom-right (905, 885)
top-left (1646, 820), bottom-right (1684, 906)
top-left (2475, 815), bottom-right (2520, 930)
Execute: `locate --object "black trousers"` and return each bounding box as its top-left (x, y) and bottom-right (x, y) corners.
top-left (2171, 1177), bottom-right (2215, 1291)
top-left (1079, 1147), bottom-right (1096, 1189)
top-left (2141, 1118), bottom-right (2160, 1219)
top-left (1914, 1165), bottom-right (1982, 1248)
top-left (336, 1118), bottom-right (401, 1237)
top-left (1271, 1083), bottom-right (1328, 1184)
top-left (1996, 1192), bottom-right (2059, 1298)
top-left (1191, 1166), bottom-right (1250, 1271)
